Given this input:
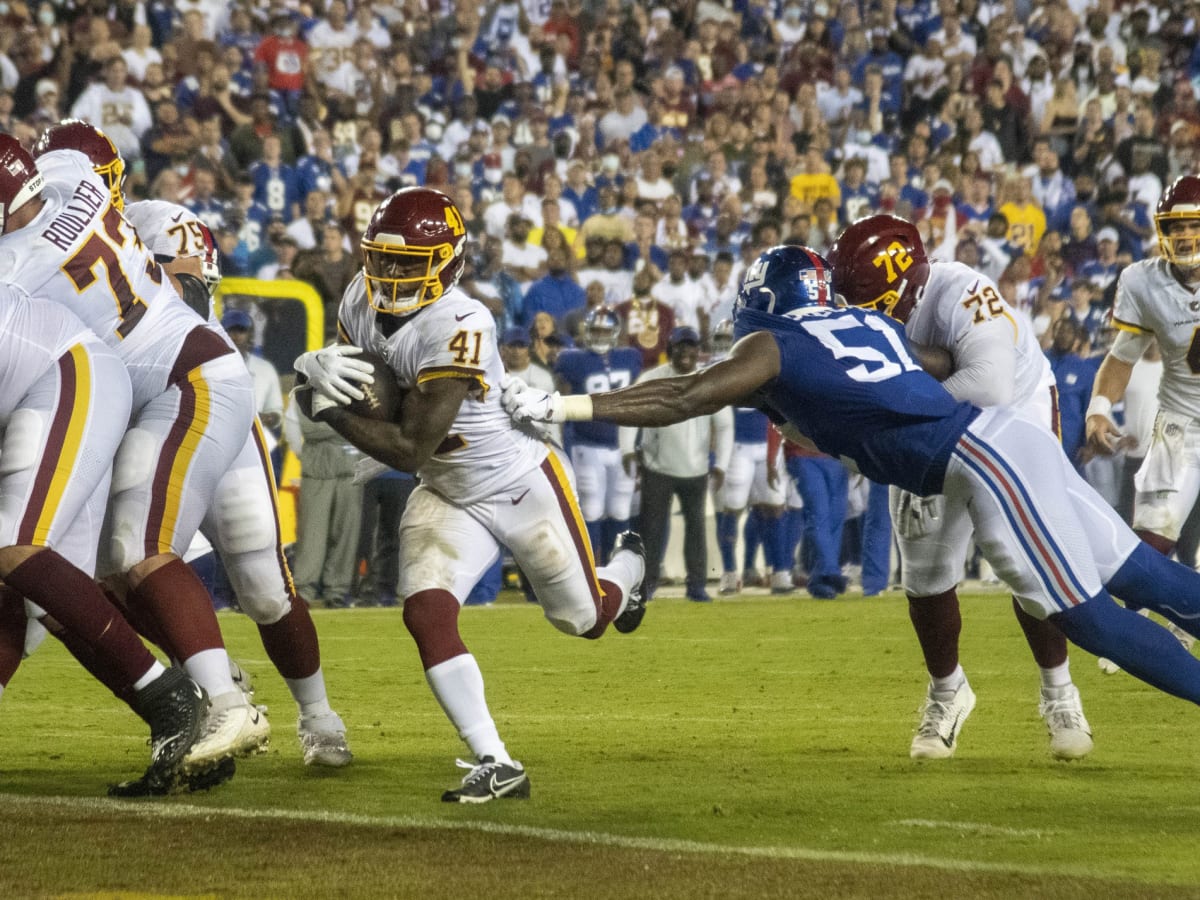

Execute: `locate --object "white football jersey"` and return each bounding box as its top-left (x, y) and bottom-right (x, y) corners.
top-left (904, 260), bottom-right (1054, 412)
top-left (0, 150), bottom-right (213, 408)
top-left (0, 283), bottom-right (93, 420)
top-left (1113, 258), bottom-right (1200, 418)
top-left (337, 275), bottom-right (548, 504)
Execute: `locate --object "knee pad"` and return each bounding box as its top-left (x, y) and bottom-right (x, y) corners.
top-left (210, 476), bottom-right (276, 556)
top-left (0, 409), bottom-right (45, 475)
top-left (110, 428), bottom-right (158, 494)
top-left (221, 545), bottom-right (292, 625)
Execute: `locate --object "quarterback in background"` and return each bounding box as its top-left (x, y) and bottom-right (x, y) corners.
top-left (294, 187), bottom-right (647, 803)
top-left (1087, 176), bottom-right (1200, 582)
top-left (828, 214), bottom-right (1092, 761)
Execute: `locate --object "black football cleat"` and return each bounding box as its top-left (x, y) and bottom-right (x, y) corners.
top-left (441, 756), bottom-right (530, 804)
top-left (136, 667), bottom-right (208, 780)
top-left (612, 531), bottom-right (647, 634)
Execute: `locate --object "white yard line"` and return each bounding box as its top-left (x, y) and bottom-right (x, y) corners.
top-left (1, 794), bottom-right (1098, 880)
top-left (894, 818), bottom-right (1052, 838)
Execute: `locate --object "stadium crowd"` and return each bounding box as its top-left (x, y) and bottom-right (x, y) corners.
top-left (2, 0), bottom-right (1198, 604)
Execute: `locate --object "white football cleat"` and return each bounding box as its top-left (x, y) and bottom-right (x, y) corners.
top-left (298, 711), bottom-right (353, 767)
top-left (183, 690), bottom-right (270, 771)
top-left (910, 680), bottom-right (976, 759)
top-left (719, 572), bottom-right (741, 595)
top-left (1097, 656), bottom-right (1121, 675)
top-left (769, 570), bottom-right (794, 593)
top-left (1039, 685), bottom-right (1094, 761)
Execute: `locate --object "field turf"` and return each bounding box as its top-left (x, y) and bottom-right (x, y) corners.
top-left (2, 588), bottom-right (1199, 899)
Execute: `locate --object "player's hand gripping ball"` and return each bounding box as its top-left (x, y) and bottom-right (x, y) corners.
top-left (342, 351), bottom-right (403, 421)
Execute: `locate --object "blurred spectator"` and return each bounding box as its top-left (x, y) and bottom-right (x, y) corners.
top-left (70, 55), bottom-right (151, 165)
top-left (621, 326), bottom-right (732, 602)
top-left (285, 398), bottom-right (364, 609)
top-left (501, 213), bottom-right (548, 295)
top-left (519, 244), bottom-right (583, 329)
top-left (293, 223), bottom-right (358, 336)
top-left (253, 12), bottom-right (308, 113)
top-left (616, 265), bottom-right (675, 369)
top-left (286, 189), bottom-right (332, 251)
top-left (652, 249), bottom-right (704, 334)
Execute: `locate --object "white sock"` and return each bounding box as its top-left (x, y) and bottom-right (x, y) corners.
top-left (598, 548), bottom-right (645, 617)
top-left (1039, 661), bottom-right (1073, 695)
top-left (425, 654), bottom-right (512, 765)
top-left (930, 664), bottom-right (966, 699)
top-left (286, 669), bottom-right (334, 718)
top-left (132, 660), bottom-right (167, 691)
top-left (181, 648), bottom-right (238, 698)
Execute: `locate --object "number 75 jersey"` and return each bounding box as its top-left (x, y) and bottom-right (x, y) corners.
top-left (337, 274), bottom-right (548, 504)
top-left (903, 260), bottom-right (1053, 411)
top-left (0, 150), bottom-right (208, 407)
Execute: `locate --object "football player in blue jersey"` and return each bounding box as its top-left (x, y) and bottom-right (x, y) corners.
top-left (553, 307), bottom-right (643, 562)
top-left (504, 244), bottom-right (1200, 723)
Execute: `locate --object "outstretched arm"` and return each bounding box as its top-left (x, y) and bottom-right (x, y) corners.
top-left (590, 332), bottom-right (782, 426)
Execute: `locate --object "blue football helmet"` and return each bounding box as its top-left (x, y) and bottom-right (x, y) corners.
top-left (733, 245), bottom-right (834, 323)
top-left (582, 306), bottom-right (621, 354)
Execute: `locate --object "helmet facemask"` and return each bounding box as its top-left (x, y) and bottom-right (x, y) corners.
top-left (96, 154), bottom-right (125, 211)
top-left (1157, 214), bottom-right (1200, 275)
top-left (362, 239), bottom-right (461, 315)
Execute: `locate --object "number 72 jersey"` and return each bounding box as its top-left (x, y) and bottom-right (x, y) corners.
top-left (0, 150), bottom-right (208, 407)
top-left (902, 260), bottom-right (1053, 411)
top-left (336, 274), bottom-right (548, 504)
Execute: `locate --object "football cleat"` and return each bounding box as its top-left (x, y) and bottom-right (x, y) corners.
top-left (134, 667), bottom-right (208, 781)
top-left (441, 756), bottom-right (530, 804)
top-left (910, 680), bottom-right (976, 759)
top-left (229, 659), bottom-right (255, 700)
top-left (612, 530), bottom-right (647, 634)
top-left (719, 572), bottom-right (741, 595)
top-left (298, 711), bottom-right (353, 767)
top-left (182, 690), bottom-right (270, 771)
top-left (108, 756), bottom-right (236, 798)
top-left (770, 570), bottom-right (794, 594)
top-left (1039, 685), bottom-right (1094, 761)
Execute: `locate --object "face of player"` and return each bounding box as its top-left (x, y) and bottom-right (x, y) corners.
top-left (1166, 219), bottom-right (1200, 274)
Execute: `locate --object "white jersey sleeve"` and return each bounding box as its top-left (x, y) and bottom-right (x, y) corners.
top-left (1113, 259), bottom-right (1200, 417)
top-left (905, 261), bottom-right (1054, 413)
top-left (337, 276), bottom-right (548, 504)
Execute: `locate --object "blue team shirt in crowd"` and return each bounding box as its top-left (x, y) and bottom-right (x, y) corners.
top-left (556, 347), bottom-right (642, 449)
top-left (734, 306), bottom-right (978, 495)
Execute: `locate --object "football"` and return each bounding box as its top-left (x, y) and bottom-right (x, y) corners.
top-left (344, 350), bottom-right (404, 421)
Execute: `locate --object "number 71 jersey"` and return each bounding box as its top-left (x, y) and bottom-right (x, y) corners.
top-left (0, 149), bottom-right (207, 406)
top-left (336, 274), bottom-right (548, 504)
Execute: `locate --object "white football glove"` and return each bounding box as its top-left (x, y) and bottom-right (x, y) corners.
top-left (294, 344), bottom-right (375, 405)
top-left (503, 382), bottom-right (566, 425)
top-left (895, 490), bottom-right (944, 541)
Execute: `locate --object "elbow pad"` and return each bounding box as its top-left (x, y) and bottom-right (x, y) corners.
top-left (176, 272), bottom-right (213, 320)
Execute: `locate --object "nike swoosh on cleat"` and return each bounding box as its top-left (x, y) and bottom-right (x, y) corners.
top-left (511, 489), bottom-right (530, 505)
top-left (489, 773), bottom-right (526, 794)
top-left (940, 711), bottom-right (965, 748)
top-left (455, 312), bottom-right (474, 321)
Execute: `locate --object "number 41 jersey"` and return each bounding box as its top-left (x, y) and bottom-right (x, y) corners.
top-left (0, 149), bottom-right (211, 409)
top-left (337, 274), bottom-right (548, 504)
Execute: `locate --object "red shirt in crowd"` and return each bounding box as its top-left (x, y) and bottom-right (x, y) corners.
top-left (253, 34), bottom-right (309, 92)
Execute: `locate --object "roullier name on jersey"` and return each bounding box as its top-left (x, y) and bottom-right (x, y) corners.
top-left (40, 180), bottom-right (107, 251)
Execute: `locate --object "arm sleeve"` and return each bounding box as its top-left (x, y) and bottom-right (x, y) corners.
top-left (1108, 328), bottom-right (1153, 365)
top-left (940, 316), bottom-right (1018, 406)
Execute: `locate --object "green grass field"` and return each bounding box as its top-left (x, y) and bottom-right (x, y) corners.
top-left (2, 589), bottom-right (1199, 899)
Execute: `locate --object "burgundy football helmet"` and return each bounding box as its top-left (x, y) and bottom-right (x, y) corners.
top-left (1155, 175), bottom-right (1200, 272)
top-left (0, 135), bottom-right (45, 234)
top-left (360, 187), bottom-right (468, 315)
top-left (195, 220), bottom-right (221, 296)
top-left (34, 119), bottom-right (125, 210)
top-left (827, 214), bottom-right (930, 323)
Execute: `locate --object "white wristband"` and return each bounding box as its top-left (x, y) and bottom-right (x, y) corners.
top-left (560, 394), bottom-right (594, 421)
top-left (1086, 395), bottom-right (1114, 422)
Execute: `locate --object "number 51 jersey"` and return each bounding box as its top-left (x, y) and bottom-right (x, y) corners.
top-left (337, 274), bottom-right (548, 504)
top-left (0, 150), bottom-right (215, 410)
